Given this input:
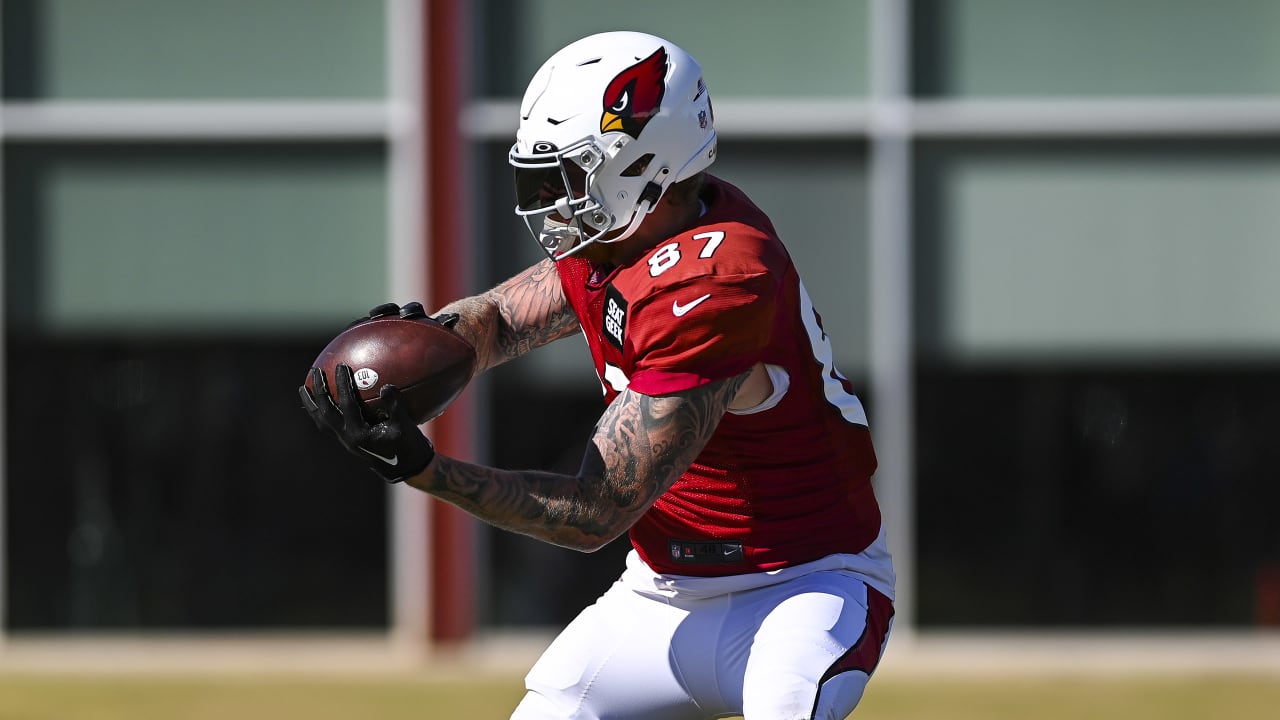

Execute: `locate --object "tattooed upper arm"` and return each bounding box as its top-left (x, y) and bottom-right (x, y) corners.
top-left (436, 258), bottom-right (580, 375)
top-left (570, 371), bottom-right (751, 544)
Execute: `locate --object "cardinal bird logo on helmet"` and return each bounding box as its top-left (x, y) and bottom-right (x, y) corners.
top-left (601, 47), bottom-right (668, 138)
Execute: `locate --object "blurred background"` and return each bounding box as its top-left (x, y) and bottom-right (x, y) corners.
top-left (2, 0), bottom-right (1280, 701)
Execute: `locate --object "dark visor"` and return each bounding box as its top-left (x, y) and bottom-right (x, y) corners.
top-left (514, 160), bottom-right (587, 212)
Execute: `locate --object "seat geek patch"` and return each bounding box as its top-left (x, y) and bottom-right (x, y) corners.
top-left (603, 284), bottom-right (628, 350)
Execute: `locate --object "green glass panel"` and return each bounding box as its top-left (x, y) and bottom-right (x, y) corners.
top-left (3, 0), bottom-right (385, 99)
top-left (915, 0), bottom-right (1280, 97)
top-left (917, 141), bottom-right (1280, 359)
top-left (5, 144), bottom-right (388, 334)
top-left (477, 0), bottom-right (870, 98)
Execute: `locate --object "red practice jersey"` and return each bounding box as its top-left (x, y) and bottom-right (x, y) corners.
top-left (557, 175), bottom-right (881, 576)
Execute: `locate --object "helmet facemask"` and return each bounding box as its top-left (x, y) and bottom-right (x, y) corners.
top-left (511, 137), bottom-right (667, 261)
top-left (512, 139), bottom-right (609, 260)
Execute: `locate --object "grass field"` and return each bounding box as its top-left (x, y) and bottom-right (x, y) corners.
top-left (0, 672), bottom-right (1277, 719)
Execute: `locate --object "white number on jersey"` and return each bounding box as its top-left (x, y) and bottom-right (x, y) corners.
top-left (648, 243), bottom-right (682, 277)
top-left (694, 231), bottom-right (725, 258)
top-left (647, 231), bottom-right (727, 277)
top-left (797, 280), bottom-right (868, 427)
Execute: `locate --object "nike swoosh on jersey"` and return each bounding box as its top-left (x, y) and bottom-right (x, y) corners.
top-left (358, 446), bottom-right (399, 466)
top-left (672, 294), bottom-right (712, 317)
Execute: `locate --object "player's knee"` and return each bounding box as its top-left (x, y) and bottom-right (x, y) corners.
top-left (510, 688), bottom-right (579, 720)
top-left (742, 670), bottom-right (869, 720)
top-left (811, 671), bottom-right (870, 720)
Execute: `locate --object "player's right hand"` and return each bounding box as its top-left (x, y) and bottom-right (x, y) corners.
top-left (299, 364), bottom-right (437, 484)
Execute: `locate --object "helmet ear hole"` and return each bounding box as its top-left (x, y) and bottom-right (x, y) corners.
top-left (621, 153), bottom-right (654, 177)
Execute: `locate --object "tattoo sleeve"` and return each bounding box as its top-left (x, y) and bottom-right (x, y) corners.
top-left (435, 258), bottom-right (580, 376)
top-left (404, 371), bottom-right (751, 551)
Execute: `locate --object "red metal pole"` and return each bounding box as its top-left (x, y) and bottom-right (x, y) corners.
top-left (423, 0), bottom-right (476, 645)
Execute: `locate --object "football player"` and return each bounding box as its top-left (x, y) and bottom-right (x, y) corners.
top-left (301, 31), bottom-right (895, 720)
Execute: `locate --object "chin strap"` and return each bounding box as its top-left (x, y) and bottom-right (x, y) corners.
top-left (601, 177), bottom-right (667, 247)
top-left (638, 179), bottom-right (664, 207)
top-left (547, 173), bottom-right (670, 260)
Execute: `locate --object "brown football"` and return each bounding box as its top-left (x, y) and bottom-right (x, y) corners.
top-left (305, 314), bottom-right (476, 424)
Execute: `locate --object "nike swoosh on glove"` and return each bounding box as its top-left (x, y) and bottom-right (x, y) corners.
top-left (299, 363), bottom-right (436, 483)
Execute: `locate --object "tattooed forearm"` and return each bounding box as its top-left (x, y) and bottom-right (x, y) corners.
top-left (436, 259), bottom-right (580, 376)
top-left (489, 259), bottom-right (581, 361)
top-left (404, 372), bottom-right (750, 551)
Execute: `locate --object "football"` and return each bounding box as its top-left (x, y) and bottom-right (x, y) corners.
top-left (306, 311), bottom-right (476, 424)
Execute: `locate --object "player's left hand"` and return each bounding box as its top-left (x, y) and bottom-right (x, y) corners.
top-left (347, 301), bottom-right (460, 329)
top-left (298, 364), bottom-right (436, 483)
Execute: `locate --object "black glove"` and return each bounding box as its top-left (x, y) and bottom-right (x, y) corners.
top-left (348, 301), bottom-right (460, 328)
top-left (298, 363), bottom-right (436, 483)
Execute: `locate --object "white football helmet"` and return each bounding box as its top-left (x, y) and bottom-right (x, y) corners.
top-left (510, 31), bottom-right (718, 260)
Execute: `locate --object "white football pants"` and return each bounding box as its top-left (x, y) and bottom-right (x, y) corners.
top-left (510, 566), bottom-right (894, 720)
